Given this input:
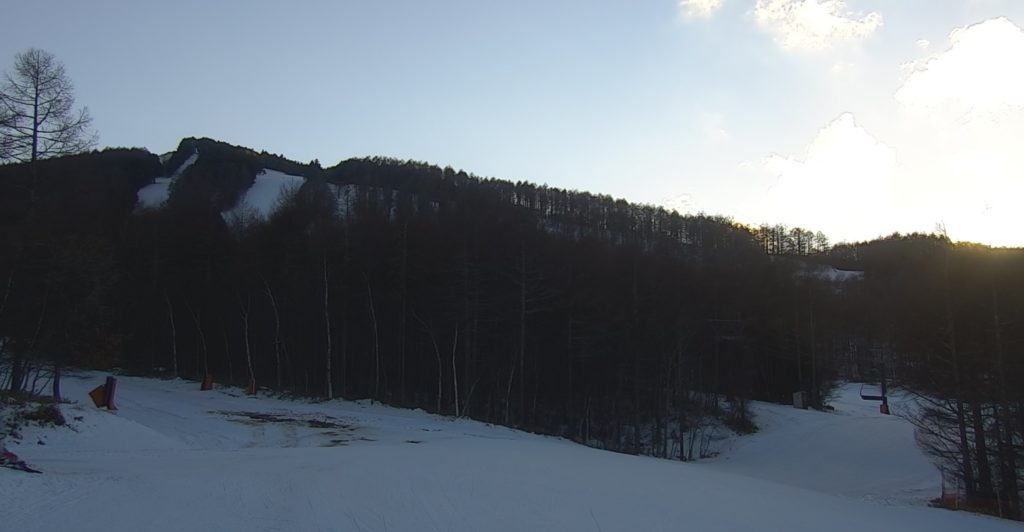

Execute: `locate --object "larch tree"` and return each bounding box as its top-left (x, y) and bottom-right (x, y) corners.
top-left (0, 48), bottom-right (96, 164)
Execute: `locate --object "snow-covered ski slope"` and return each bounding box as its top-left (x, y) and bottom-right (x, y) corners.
top-left (2, 375), bottom-right (1018, 532)
top-left (135, 151), bottom-right (199, 209)
top-left (699, 385), bottom-right (938, 506)
top-left (222, 168), bottom-right (304, 221)
top-left (136, 149), bottom-right (305, 220)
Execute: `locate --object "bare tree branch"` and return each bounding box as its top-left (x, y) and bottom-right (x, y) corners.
top-left (0, 48), bottom-right (96, 163)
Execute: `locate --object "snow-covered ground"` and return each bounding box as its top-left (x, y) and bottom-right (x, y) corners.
top-left (136, 157), bottom-right (304, 219)
top-left (2, 375), bottom-right (1018, 532)
top-left (702, 384), bottom-right (937, 506)
top-left (222, 168), bottom-right (305, 221)
top-left (136, 150), bottom-right (199, 209)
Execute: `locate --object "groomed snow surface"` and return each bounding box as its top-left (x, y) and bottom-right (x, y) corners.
top-left (223, 168), bottom-right (305, 221)
top-left (700, 387), bottom-right (938, 506)
top-left (2, 376), bottom-right (1019, 532)
top-left (136, 159), bottom-right (304, 220)
top-left (135, 151), bottom-right (199, 209)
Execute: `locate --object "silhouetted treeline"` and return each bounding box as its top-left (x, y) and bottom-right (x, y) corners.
top-left (756, 224), bottom-right (830, 256)
top-left (0, 139), bottom-right (1020, 516)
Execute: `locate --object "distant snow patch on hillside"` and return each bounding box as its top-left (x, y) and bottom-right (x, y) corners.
top-left (223, 168), bottom-right (304, 221)
top-left (819, 266), bottom-right (864, 282)
top-left (136, 151), bottom-right (199, 209)
top-left (800, 263), bottom-right (864, 282)
top-left (327, 183), bottom-right (352, 218)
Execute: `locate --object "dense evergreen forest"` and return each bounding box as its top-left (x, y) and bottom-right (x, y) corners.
top-left (0, 138), bottom-right (1020, 517)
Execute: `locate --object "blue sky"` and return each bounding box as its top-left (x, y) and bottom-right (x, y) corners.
top-left (3, 1), bottom-right (1023, 245)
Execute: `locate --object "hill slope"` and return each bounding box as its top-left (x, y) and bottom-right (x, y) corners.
top-left (700, 385), bottom-right (937, 506)
top-left (2, 374), bottom-right (1015, 532)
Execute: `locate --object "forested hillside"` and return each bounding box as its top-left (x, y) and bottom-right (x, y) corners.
top-left (0, 138), bottom-right (1020, 516)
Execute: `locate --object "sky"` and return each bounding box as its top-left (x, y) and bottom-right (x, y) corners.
top-left (2, 0), bottom-right (1023, 246)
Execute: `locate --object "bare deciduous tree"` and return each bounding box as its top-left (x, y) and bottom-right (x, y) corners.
top-left (0, 48), bottom-right (97, 163)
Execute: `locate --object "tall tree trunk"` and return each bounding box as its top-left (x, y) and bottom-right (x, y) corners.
top-left (460, 241), bottom-right (473, 415)
top-left (631, 265), bottom-right (641, 454)
top-left (991, 288), bottom-right (1020, 516)
top-left (323, 257), bottom-right (333, 399)
top-left (566, 314), bottom-right (574, 423)
top-left (197, 329), bottom-right (207, 378)
top-left (809, 301), bottom-right (818, 407)
top-left (222, 331), bottom-right (234, 383)
top-left (0, 268), bottom-right (14, 389)
top-left (518, 244), bottom-right (527, 424)
top-left (8, 352), bottom-right (25, 394)
top-left (971, 401), bottom-right (994, 499)
top-left (52, 363), bottom-right (61, 402)
top-left (414, 311), bottom-right (443, 414)
top-left (426, 324), bottom-right (442, 413)
top-left (451, 326), bottom-right (460, 417)
top-left (185, 301), bottom-right (208, 378)
top-left (944, 252), bottom-right (974, 496)
top-left (240, 298), bottom-right (255, 389)
top-left (340, 293), bottom-right (348, 396)
top-left (31, 82), bottom-right (39, 162)
top-left (0, 268), bottom-right (13, 321)
top-left (505, 353), bottom-right (516, 426)
top-left (11, 286), bottom-right (48, 394)
top-left (399, 224), bottom-right (408, 404)
top-left (794, 308), bottom-right (802, 391)
top-left (262, 277), bottom-right (282, 390)
top-left (367, 281), bottom-right (380, 401)
top-left (165, 294), bottom-right (178, 378)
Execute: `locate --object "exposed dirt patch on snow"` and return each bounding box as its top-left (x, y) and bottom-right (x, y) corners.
top-left (214, 410), bottom-right (352, 430)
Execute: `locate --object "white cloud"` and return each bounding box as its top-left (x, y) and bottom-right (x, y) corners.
top-left (761, 113), bottom-right (903, 241)
top-left (759, 108), bottom-right (1024, 246)
top-left (697, 111), bottom-right (730, 142)
top-left (888, 18), bottom-right (1024, 247)
top-left (904, 133), bottom-right (1024, 247)
top-left (753, 0), bottom-right (882, 52)
top-left (915, 39), bottom-right (930, 50)
top-left (748, 17), bottom-right (1024, 246)
top-left (896, 18), bottom-right (1024, 114)
top-left (830, 61), bottom-right (854, 75)
top-left (679, 0), bottom-right (725, 19)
